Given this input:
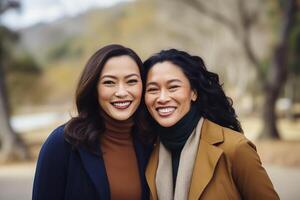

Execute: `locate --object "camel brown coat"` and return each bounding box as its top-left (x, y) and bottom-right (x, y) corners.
top-left (146, 119), bottom-right (279, 200)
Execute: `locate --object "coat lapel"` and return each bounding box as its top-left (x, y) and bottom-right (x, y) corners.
top-left (78, 136), bottom-right (151, 200)
top-left (78, 147), bottom-right (110, 200)
top-left (189, 119), bottom-right (224, 199)
top-left (133, 137), bottom-right (152, 200)
top-left (145, 119), bottom-right (224, 200)
top-left (145, 142), bottom-right (159, 200)
top-left (188, 140), bottom-right (223, 199)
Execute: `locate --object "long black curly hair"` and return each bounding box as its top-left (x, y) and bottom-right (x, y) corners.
top-left (143, 49), bottom-right (243, 133)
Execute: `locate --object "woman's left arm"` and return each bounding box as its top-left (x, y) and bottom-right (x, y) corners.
top-left (231, 138), bottom-right (280, 200)
top-left (32, 126), bottom-right (69, 200)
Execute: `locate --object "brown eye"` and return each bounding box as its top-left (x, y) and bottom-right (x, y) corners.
top-left (127, 79), bottom-right (138, 85)
top-left (146, 87), bottom-right (159, 93)
top-left (169, 85), bottom-right (180, 91)
top-left (103, 80), bottom-right (115, 85)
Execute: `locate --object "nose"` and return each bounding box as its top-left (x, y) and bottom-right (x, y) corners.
top-left (157, 89), bottom-right (170, 104)
top-left (115, 84), bottom-right (128, 98)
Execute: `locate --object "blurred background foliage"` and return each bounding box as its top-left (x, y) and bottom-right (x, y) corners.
top-left (1, 0), bottom-right (299, 132)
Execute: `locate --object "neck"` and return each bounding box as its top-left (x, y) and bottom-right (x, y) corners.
top-left (155, 103), bottom-right (201, 151)
top-left (101, 111), bottom-right (134, 140)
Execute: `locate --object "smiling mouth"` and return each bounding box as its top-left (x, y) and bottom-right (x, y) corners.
top-left (156, 107), bottom-right (176, 117)
top-left (111, 101), bottom-right (132, 109)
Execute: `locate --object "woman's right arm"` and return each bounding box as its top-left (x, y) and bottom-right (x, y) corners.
top-left (231, 138), bottom-right (280, 200)
top-left (32, 126), bottom-right (70, 200)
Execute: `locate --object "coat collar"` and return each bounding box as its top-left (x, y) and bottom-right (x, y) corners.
top-left (146, 118), bottom-right (224, 200)
top-left (200, 118), bottom-right (224, 145)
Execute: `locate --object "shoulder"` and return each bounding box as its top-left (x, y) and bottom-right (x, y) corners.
top-left (45, 124), bottom-right (65, 142)
top-left (33, 125), bottom-right (72, 200)
top-left (208, 122), bottom-right (264, 176)
top-left (223, 125), bottom-right (254, 146)
top-left (42, 125), bottom-right (69, 148)
top-left (203, 119), bottom-right (256, 159)
top-left (38, 124), bottom-right (71, 163)
top-left (221, 125), bottom-right (256, 154)
top-left (214, 124), bottom-right (279, 199)
top-left (215, 125), bottom-right (260, 172)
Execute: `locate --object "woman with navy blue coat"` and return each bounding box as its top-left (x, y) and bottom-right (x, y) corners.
top-left (32, 44), bottom-right (152, 200)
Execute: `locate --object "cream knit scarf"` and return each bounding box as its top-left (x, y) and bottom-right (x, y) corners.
top-left (156, 118), bottom-right (204, 200)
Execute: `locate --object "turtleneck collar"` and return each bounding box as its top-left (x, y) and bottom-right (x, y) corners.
top-left (154, 103), bottom-right (201, 151)
top-left (101, 111), bottom-right (134, 140)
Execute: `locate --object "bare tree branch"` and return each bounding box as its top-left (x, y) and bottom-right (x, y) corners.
top-left (183, 0), bottom-right (263, 81)
top-left (237, 0), bottom-right (260, 29)
top-left (184, 0), bottom-right (239, 37)
top-left (237, 0), bottom-right (264, 82)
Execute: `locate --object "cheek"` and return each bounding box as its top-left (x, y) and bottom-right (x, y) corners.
top-left (97, 85), bottom-right (112, 103)
top-left (144, 93), bottom-right (154, 108)
top-left (174, 89), bottom-right (193, 108)
top-left (130, 83), bottom-right (143, 100)
top-left (144, 95), bottom-right (157, 117)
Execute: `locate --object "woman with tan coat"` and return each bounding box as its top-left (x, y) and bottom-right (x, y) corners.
top-left (143, 49), bottom-right (279, 200)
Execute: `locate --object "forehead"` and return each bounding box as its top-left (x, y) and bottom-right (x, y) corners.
top-left (146, 61), bottom-right (188, 82)
top-left (100, 55), bottom-right (140, 76)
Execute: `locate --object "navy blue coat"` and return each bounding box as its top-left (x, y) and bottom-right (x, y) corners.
top-left (32, 125), bottom-right (151, 200)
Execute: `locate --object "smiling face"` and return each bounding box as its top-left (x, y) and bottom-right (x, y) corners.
top-left (145, 61), bottom-right (197, 127)
top-left (97, 55), bottom-right (142, 121)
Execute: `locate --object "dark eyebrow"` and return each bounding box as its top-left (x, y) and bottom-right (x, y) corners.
top-left (167, 79), bottom-right (182, 84)
top-left (146, 79), bottom-right (182, 87)
top-left (146, 82), bottom-right (158, 88)
top-left (100, 73), bottom-right (140, 80)
top-left (100, 75), bottom-right (117, 80)
top-left (125, 74), bottom-right (140, 79)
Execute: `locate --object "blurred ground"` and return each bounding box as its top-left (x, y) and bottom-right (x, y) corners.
top-left (0, 162), bottom-right (299, 200)
top-left (0, 162), bottom-right (35, 200)
top-left (0, 117), bottom-right (300, 200)
top-left (241, 117), bottom-right (300, 167)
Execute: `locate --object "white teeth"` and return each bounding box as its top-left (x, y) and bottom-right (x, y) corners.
top-left (158, 107), bottom-right (175, 113)
top-left (112, 102), bottom-right (131, 107)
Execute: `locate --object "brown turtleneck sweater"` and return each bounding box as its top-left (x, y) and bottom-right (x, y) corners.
top-left (100, 114), bottom-right (142, 200)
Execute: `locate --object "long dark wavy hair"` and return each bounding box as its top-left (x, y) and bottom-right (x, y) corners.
top-left (64, 44), bottom-right (148, 152)
top-left (143, 49), bottom-right (243, 133)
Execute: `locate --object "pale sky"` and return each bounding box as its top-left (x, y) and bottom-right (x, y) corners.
top-left (1, 0), bottom-right (133, 30)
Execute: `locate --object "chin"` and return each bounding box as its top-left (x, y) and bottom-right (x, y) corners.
top-left (115, 114), bottom-right (132, 121)
top-left (156, 119), bottom-right (177, 128)
top-left (116, 117), bottom-right (130, 121)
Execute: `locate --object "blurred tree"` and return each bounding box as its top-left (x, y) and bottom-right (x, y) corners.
top-left (6, 51), bottom-right (43, 108)
top-left (0, 0), bottom-right (30, 162)
top-left (182, 0), bottom-right (298, 139)
top-left (286, 11), bottom-right (300, 118)
top-left (262, 0), bottom-right (298, 138)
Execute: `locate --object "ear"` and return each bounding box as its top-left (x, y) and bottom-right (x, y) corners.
top-left (191, 90), bottom-right (197, 102)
